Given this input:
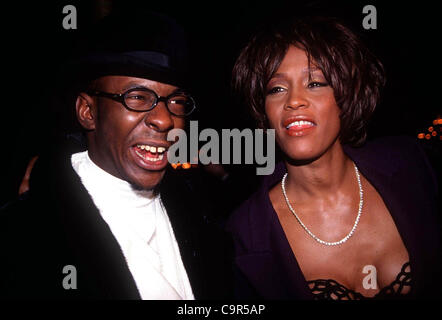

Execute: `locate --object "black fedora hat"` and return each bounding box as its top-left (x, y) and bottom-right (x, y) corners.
top-left (65, 11), bottom-right (190, 90)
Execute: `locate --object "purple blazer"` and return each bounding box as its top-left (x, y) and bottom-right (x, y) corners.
top-left (226, 136), bottom-right (441, 299)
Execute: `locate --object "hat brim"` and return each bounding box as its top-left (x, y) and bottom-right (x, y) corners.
top-left (65, 53), bottom-right (187, 90)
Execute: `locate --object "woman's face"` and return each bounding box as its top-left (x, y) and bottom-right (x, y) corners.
top-left (265, 45), bottom-right (341, 162)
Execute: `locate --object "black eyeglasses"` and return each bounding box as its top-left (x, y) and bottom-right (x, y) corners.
top-left (88, 87), bottom-right (196, 117)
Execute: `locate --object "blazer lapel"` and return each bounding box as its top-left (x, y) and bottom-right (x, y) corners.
top-left (33, 150), bottom-right (141, 299)
top-left (234, 163), bottom-right (313, 299)
top-left (344, 144), bottom-right (438, 295)
top-left (344, 145), bottom-right (416, 256)
top-left (159, 168), bottom-right (236, 299)
top-left (159, 168), bottom-right (203, 298)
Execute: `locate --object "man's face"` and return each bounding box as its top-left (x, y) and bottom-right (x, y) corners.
top-left (78, 75), bottom-right (186, 190)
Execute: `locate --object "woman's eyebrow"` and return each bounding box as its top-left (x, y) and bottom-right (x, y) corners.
top-left (272, 67), bottom-right (321, 78)
top-left (303, 67), bottom-right (324, 81)
top-left (302, 66), bottom-right (321, 74)
top-left (270, 73), bottom-right (287, 79)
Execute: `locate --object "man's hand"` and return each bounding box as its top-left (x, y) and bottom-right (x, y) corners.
top-left (18, 156), bottom-right (39, 195)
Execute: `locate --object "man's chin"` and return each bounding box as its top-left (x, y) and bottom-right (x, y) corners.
top-left (127, 169), bottom-right (166, 192)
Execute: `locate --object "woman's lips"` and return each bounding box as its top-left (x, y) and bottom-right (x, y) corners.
top-left (284, 119), bottom-right (317, 137)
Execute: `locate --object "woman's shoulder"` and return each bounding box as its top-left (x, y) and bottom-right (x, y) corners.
top-left (228, 162), bottom-right (285, 217)
top-left (225, 183), bottom-right (267, 236)
top-left (346, 135), bottom-right (438, 193)
top-left (346, 135), bottom-right (431, 169)
top-left (348, 135), bottom-right (421, 157)
top-left (225, 162), bottom-right (285, 247)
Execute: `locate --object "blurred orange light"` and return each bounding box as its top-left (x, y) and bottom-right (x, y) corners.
top-left (432, 131), bottom-right (437, 136)
top-left (438, 119), bottom-right (442, 125)
top-left (425, 134), bottom-right (431, 140)
top-left (428, 126), bottom-right (434, 132)
top-left (434, 119), bottom-right (439, 125)
top-left (182, 163), bottom-right (191, 169)
top-left (171, 163), bottom-right (179, 169)
top-left (418, 133), bottom-right (425, 139)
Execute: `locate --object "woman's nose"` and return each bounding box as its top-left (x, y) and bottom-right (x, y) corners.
top-left (284, 89), bottom-right (309, 110)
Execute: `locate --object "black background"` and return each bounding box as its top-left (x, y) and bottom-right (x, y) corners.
top-left (0, 0), bottom-right (441, 206)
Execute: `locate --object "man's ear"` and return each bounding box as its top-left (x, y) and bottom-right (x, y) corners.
top-left (76, 93), bottom-right (96, 130)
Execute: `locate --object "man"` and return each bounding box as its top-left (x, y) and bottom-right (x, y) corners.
top-left (0, 12), bottom-right (231, 299)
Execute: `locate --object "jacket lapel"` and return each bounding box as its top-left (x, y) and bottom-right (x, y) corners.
top-left (344, 144), bottom-right (441, 296)
top-left (344, 146), bottom-right (418, 257)
top-left (32, 149), bottom-right (141, 299)
top-left (159, 168), bottom-right (204, 298)
top-left (233, 162), bottom-right (313, 299)
top-left (159, 168), bottom-right (235, 299)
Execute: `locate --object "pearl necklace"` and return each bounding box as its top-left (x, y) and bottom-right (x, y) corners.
top-left (281, 163), bottom-right (363, 246)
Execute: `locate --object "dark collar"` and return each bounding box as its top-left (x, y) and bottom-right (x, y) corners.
top-left (30, 147), bottom-right (141, 299)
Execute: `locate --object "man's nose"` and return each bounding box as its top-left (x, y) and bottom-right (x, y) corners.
top-left (143, 101), bottom-right (174, 132)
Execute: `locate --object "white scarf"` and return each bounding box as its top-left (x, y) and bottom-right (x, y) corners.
top-left (71, 151), bottom-right (195, 300)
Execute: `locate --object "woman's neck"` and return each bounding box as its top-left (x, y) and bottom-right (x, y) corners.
top-left (284, 141), bottom-right (354, 200)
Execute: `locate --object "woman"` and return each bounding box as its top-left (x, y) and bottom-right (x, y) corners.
top-left (227, 16), bottom-right (441, 300)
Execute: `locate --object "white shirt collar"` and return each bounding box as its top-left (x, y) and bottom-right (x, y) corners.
top-left (71, 151), bottom-right (157, 243)
top-left (71, 151), bottom-right (194, 300)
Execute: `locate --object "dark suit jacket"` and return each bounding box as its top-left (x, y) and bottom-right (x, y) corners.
top-left (0, 137), bottom-right (232, 299)
top-left (226, 136), bottom-right (441, 299)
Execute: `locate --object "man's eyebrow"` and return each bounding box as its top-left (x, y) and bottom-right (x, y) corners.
top-left (170, 88), bottom-right (185, 94)
top-left (122, 82), bottom-right (183, 94)
top-left (122, 82), bottom-right (149, 91)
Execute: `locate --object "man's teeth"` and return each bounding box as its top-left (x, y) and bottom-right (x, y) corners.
top-left (136, 144), bottom-right (166, 153)
top-left (134, 149), bottom-right (164, 162)
top-left (286, 120), bottom-right (315, 129)
top-left (134, 144), bottom-right (166, 162)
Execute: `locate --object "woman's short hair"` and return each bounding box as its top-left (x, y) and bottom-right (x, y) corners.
top-left (232, 16), bottom-right (386, 146)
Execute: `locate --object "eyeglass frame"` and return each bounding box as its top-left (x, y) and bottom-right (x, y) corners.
top-left (87, 87), bottom-right (196, 117)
